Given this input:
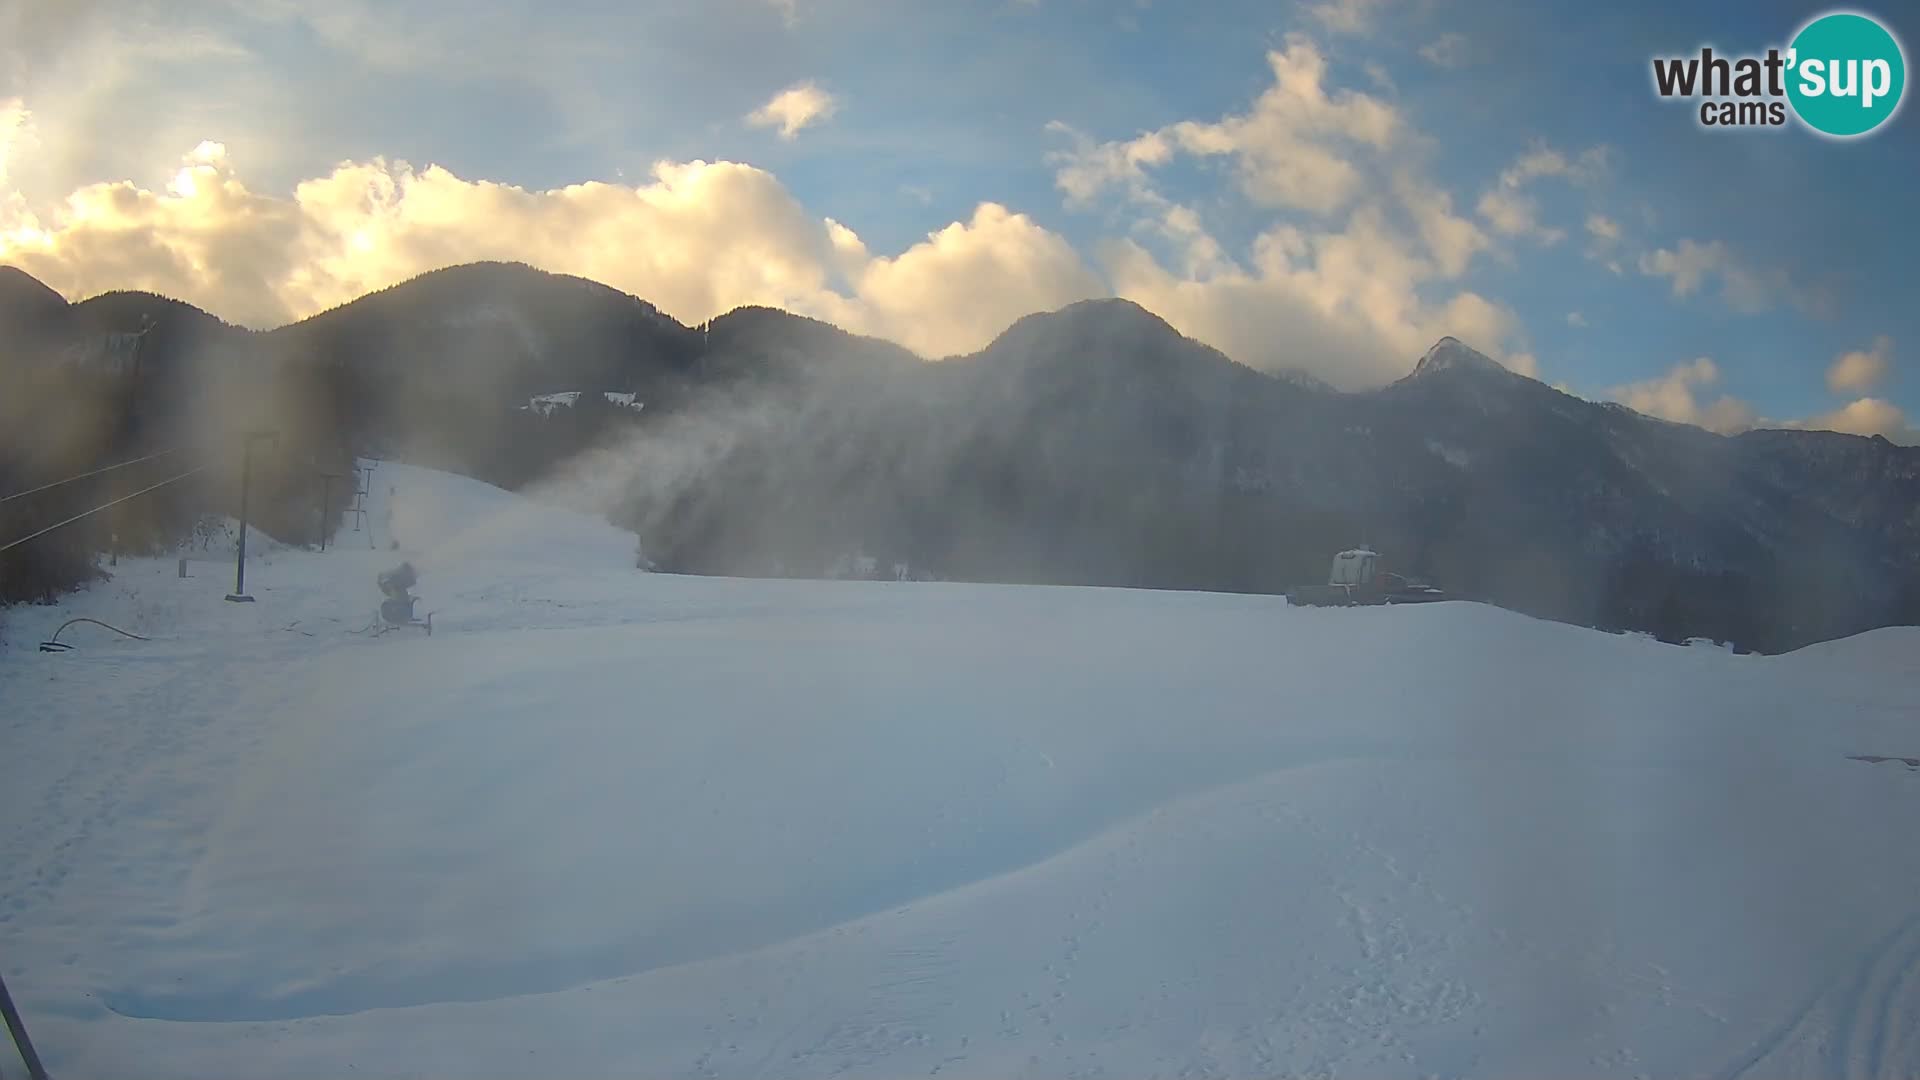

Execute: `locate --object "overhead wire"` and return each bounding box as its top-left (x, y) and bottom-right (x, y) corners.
top-left (0, 466), bottom-right (209, 555)
top-left (0, 447), bottom-right (184, 506)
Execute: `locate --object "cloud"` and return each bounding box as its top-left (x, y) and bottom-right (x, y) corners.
top-left (2, 141), bottom-right (306, 327)
top-left (815, 204), bottom-right (1106, 357)
top-left (1103, 208), bottom-right (1525, 389)
top-left (0, 97), bottom-right (33, 237)
top-left (1787, 398), bottom-right (1915, 443)
top-left (0, 142), bottom-right (1104, 359)
top-left (1608, 357), bottom-right (1758, 434)
top-left (1567, 311), bottom-right (1587, 328)
top-left (1419, 32), bottom-right (1470, 68)
top-left (1045, 122), bottom-right (1175, 209)
top-left (1827, 334), bottom-right (1892, 394)
top-left (1583, 213), bottom-right (1622, 262)
top-left (1637, 240), bottom-right (1722, 297)
top-left (1607, 355), bottom-right (1917, 442)
top-left (0, 27), bottom-right (1650, 399)
top-left (1477, 188), bottom-right (1561, 244)
top-left (0, 43), bottom-right (1524, 389)
top-left (230, 0), bottom-right (453, 70)
top-left (1396, 177), bottom-right (1489, 278)
top-left (0, 98), bottom-right (29, 188)
top-left (747, 81), bottom-right (839, 140)
top-left (1041, 34), bottom-right (1529, 387)
top-left (1638, 238), bottom-right (1789, 315)
top-left (1498, 145), bottom-right (1610, 189)
top-left (1475, 143), bottom-right (1611, 246)
top-left (1048, 35), bottom-right (1398, 217)
top-left (0, 1), bottom-right (469, 216)
top-left (1305, 0), bottom-right (1388, 35)
top-left (1604, 344), bottom-right (1914, 443)
top-left (1, 0), bottom-right (112, 85)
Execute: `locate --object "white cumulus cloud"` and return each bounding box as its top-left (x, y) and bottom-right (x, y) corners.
top-left (1044, 34), bottom-right (1529, 388)
top-left (814, 204), bottom-right (1106, 358)
top-left (1608, 357), bottom-right (1758, 434)
top-left (1827, 334), bottom-right (1892, 394)
top-left (746, 81), bottom-right (839, 140)
top-left (1786, 398), bottom-right (1915, 443)
top-left (1638, 238), bottom-right (1789, 315)
top-left (0, 142), bottom-right (1106, 360)
top-left (1475, 143), bottom-right (1611, 246)
top-left (1048, 35), bottom-right (1397, 217)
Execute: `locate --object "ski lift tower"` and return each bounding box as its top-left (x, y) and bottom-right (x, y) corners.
top-left (348, 463), bottom-right (372, 538)
top-left (225, 430), bottom-right (278, 603)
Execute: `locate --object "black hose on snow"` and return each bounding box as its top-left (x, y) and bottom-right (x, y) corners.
top-left (38, 617), bottom-right (152, 653)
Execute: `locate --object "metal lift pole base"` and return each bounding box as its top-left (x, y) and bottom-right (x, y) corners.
top-left (0, 966), bottom-right (50, 1080)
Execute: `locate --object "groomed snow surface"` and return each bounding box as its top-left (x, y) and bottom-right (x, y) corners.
top-left (3, 462), bottom-right (1918, 1079)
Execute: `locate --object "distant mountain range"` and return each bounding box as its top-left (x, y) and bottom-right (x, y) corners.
top-left (3, 260), bottom-right (1916, 651)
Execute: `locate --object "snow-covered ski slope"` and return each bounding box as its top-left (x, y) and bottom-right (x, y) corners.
top-left (3, 461), bottom-right (1918, 1080)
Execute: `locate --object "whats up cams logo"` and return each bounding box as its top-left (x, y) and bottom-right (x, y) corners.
top-left (1652, 10), bottom-right (1907, 137)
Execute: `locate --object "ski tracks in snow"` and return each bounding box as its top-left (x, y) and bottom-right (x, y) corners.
top-left (1832, 910), bottom-right (1920, 1080)
top-left (1718, 909), bottom-right (1920, 1080)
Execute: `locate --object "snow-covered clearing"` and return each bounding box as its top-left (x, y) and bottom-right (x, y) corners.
top-left (2, 462), bottom-right (1917, 1079)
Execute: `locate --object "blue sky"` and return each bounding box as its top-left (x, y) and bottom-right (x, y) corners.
top-left (1, 0), bottom-right (1915, 436)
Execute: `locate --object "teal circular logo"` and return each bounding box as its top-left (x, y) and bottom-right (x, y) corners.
top-left (1787, 12), bottom-right (1906, 137)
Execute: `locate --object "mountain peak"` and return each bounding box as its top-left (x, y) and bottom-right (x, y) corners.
top-left (1055, 296), bottom-right (1165, 321)
top-left (1410, 336), bottom-right (1511, 379)
top-left (0, 265), bottom-right (67, 316)
top-left (976, 297), bottom-right (1173, 360)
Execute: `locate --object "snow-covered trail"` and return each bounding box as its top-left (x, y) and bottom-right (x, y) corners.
top-left (3, 462), bottom-right (1918, 1079)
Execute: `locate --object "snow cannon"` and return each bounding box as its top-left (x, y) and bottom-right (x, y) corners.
top-left (373, 562), bottom-right (433, 635)
top-left (377, 561), bottom-right (417, 599)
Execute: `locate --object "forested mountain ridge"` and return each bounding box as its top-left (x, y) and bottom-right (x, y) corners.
top-left (3, 261), bottom-right (1915, 651)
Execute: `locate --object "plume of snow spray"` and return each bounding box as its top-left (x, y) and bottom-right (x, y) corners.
top-left (377, 379), bottom-right (798, 576)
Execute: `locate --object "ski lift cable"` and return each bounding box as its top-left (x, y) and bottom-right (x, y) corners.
top-left (0, 447), bottom-right (185, 506)
top-left (0, 466), bottom-right (209, 556)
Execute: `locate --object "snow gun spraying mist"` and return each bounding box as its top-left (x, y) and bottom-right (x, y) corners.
top-left (372, 561), bottom-right (433, 636)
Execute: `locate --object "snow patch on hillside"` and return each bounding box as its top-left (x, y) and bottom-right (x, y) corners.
top-left (520, 391), bottom-right (646, 416)
top-left (522, 390), bottom-right (582, 415)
